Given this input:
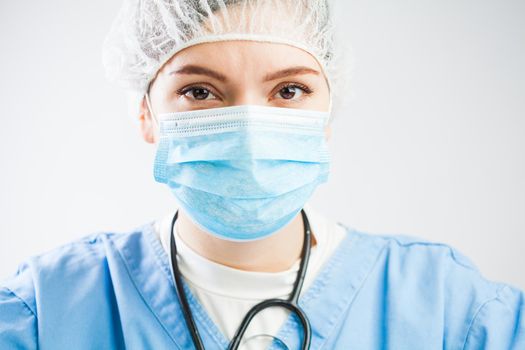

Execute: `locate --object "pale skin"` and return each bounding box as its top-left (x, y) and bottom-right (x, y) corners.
top-left (139, 40), bottom-right (332, 273)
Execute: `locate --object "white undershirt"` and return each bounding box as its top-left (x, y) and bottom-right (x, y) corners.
top-left (153, 201), bottom-right (347, 349)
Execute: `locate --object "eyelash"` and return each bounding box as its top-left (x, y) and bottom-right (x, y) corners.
top-left (175, 82), bottom-right (314, 101)
top-left (278, 82), bottom-right (314, 96)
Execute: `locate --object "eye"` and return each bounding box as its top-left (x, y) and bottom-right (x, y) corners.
top-left (273, 83), bottom-right (313, 100)
top-left (178, 85), bottom-right (218, 101)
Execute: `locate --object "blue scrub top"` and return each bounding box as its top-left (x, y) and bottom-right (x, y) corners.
top-left (1, 221), bottom-right (524, 349)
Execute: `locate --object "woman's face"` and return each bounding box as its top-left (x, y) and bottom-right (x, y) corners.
top-left (139, 40), bottom-right (331, 143)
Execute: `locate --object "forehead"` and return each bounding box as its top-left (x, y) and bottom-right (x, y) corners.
top-left (159, 40), bottom-right (323, 75)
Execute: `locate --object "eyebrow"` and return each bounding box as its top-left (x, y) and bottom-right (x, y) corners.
top-left (169, 65), bottom-right (228, 82)
top-left (263, 66), bottom-right (320, 82)
top-left (168, 65), bottom-right (320, 83)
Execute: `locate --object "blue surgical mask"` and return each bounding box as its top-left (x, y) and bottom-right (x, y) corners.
top-left (152, 104), bottom-right (331, 241)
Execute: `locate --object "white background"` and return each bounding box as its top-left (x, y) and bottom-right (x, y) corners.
top-left (1, 0), bottom-right (524, 290)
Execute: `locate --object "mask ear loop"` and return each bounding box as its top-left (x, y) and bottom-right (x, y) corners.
top-left (322, 67), bottom-right (333, 126)
top-left (327, 93), bottom-right (333, 119)
top-left (144, 80), bottom-right (160, 129)
top-left (324, 82), bottom-right (333, 127)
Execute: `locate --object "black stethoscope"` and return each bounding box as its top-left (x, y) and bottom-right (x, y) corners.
top-left (169, 209), bottom-right (313, 350)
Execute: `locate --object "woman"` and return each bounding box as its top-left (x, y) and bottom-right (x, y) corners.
top-left (1, 0), bottom-right (523, 349)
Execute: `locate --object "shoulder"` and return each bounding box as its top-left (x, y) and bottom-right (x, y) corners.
top-left (339, 223), bottom-right (525, 348)
top-left (342, 223), bottom-right (497, 286)
top-left (344, 223), bottom-right (521, 298)
top-left (0, 221), bottom-right (156, 317)
top-left (364, 228), bottom-right (517, 307)
top-left (339, 222), bottom-right (479, 266)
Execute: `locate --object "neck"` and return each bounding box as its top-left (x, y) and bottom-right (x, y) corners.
top-left (176, 209), bottom-right (317, 273)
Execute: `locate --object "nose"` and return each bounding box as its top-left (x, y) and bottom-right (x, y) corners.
top-left (229, 92), bottom-right (266, 107)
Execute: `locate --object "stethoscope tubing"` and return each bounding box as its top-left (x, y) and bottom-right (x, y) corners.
top-left (169, 209), bottom-right (313, 350)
